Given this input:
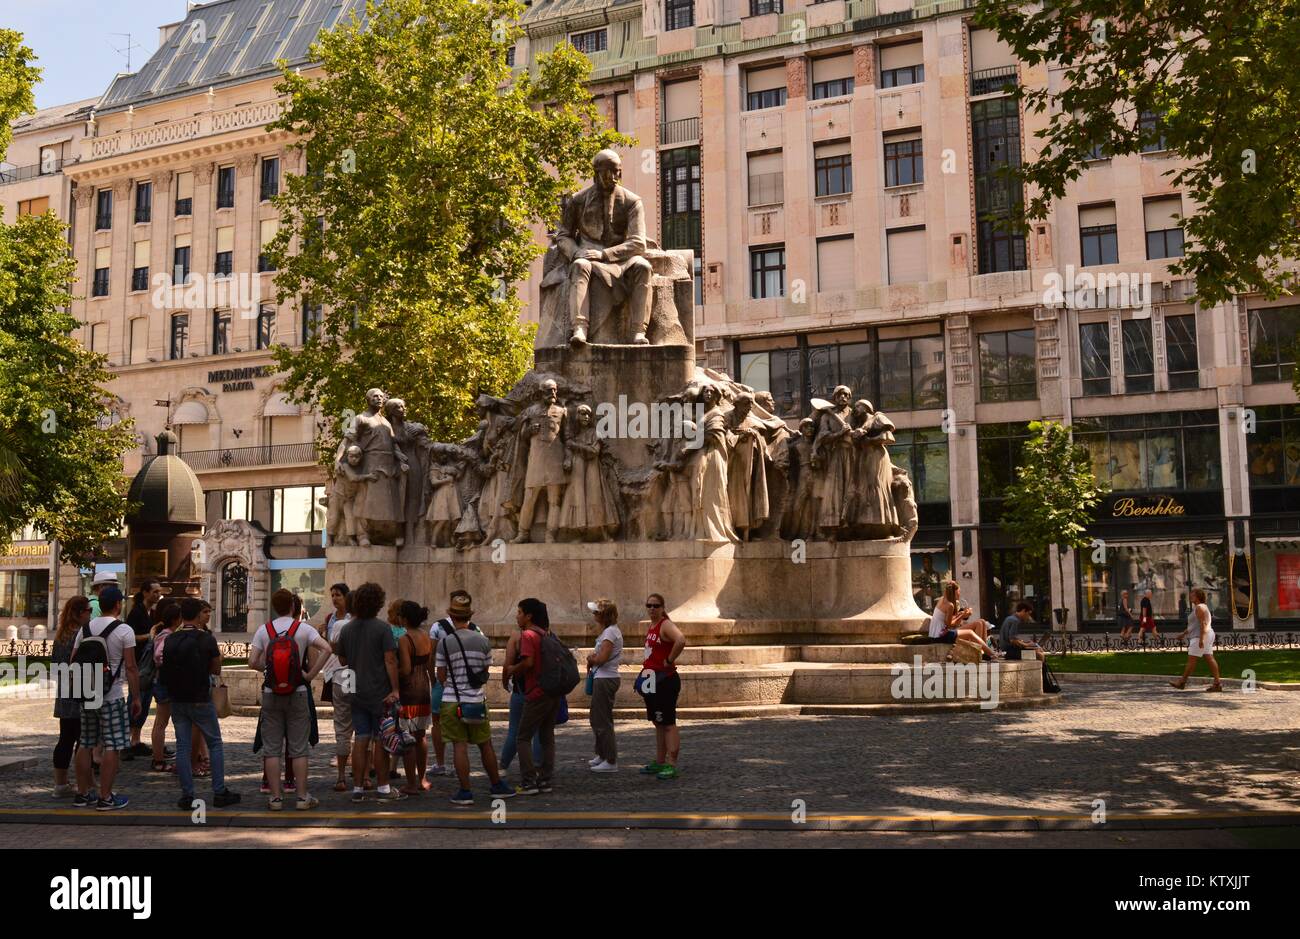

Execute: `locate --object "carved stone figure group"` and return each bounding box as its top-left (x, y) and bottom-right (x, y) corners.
top-left (326, 381), bottom-right (918, 549)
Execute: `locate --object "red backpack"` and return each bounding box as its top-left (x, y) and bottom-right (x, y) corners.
top-left (262, 620), bottom-right (303, 695)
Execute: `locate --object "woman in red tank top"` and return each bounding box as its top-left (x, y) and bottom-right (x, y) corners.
top-left (639, 594), bottom-right (685, 779)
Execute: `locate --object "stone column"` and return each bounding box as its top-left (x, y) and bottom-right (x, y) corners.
top-left (150, 168), bottom-right (174, 360)
top-left (192, 161), bottom-right (215, 353)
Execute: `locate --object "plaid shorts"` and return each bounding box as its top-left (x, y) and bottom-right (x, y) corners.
top-left (80, 698), bottom-right (131, 751)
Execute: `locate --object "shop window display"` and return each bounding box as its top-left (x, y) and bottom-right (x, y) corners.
top-left (1080, 540), bottom-right (1227, 626)
top-left (1255, 539), bottom-right (1300, 623)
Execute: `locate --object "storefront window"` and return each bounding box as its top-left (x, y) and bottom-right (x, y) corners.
top-left (911, 550), bottom-right (950, 614)
top-left (1074, 410), bottom-right (1220, 493)
top-left (1255, 538), bottom-right (1300, 622)
top-left (1079, 540), bottom-right (1227, 626)
top-left (270, 567), bottom-right (326, 621)
top-left (0, 570), bottom-right (50, 619)
top-left (272, 486), bottom-right (326, 533)
top-left (983, 546), bottom-right (1050, 625)
top-left (1246, 405), bottom-right (1300, 488)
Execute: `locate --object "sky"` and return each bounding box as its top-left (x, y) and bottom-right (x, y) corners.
top-left (8, 0), bottom-right (196, 110)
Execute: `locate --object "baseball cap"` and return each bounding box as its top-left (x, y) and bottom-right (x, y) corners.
top-left (98, 586), bottom-right (124, 610)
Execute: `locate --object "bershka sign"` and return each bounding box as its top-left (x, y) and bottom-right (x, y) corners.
top-left (49, 869), bottom-right (151, 919)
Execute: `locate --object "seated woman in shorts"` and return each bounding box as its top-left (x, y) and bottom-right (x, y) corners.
top-left (929, 581), bottom-right (999, 658)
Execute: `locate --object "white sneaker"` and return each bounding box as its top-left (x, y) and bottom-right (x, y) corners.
top-left (588, 756), bottom-right (603, 767)
top-left (591, 760), bottom-right (618, 773)
top-left (426, 764), bottom-right (447, 778)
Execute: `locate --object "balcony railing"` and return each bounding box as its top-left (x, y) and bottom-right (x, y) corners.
top-left (659, 117), bottom-right (700, 146)
top-left (970, 65), bottom-right (1019, 97)
top-left (82, 99), bottom-right (286, 161)
top-left (0, 158), bottom-right (64, 186)
top-left (179, 442), bottom-right (316, 471)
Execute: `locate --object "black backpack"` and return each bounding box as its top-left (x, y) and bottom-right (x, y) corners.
top-left (1042, 659), bottom-right (1062, 694)
top-left (71, 620), bottom-right (124, 708)
top-left (136, 637), bottom-right (158, 694)
top-left (160, 628), bottom-right (211, 702)
top-left (538, 630), bottom-right (580, 697)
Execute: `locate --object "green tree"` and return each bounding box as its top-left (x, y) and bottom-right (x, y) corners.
top-left (974, 1), bottom-right (1300, 306)
top-left (1000, 420), bottom-right (1108, 629)
top-left (0, 30), bottom-right (137, 560)
top-left (266, 0), bottom-right (628, 456)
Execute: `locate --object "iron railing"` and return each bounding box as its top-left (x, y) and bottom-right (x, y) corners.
top-left (179, 442), bottom-right (317, 471)
top-left (660, 117), bottom-right (700, 146)
top-left (0, 158), bottom-right (63, 186)
top-left (970, 65), bottom-right (1019, 97)
top-left (1036, 631), bottom-right (1300, 655)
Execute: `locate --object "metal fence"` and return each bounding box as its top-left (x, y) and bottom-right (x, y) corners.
top-left (179, 442), bottom-right (316, 471)
top-left (1, 639), bottom-right (253, 661)
top-left (1035, 632), bottom-right (1300, 655)
top-left (659, 117), bottom-right (700, 146)
top-left (970, 65), bottom-right (1019, 97)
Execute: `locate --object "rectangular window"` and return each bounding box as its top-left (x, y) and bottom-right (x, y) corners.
top-left (747, 150), bottom-right (783, 206)
top-left (505, 45), bottom-right (515, 68)
top-left (1145, 196), bottom-right (1184, 259)
top-left (256, 304), bottom-right (277, 349)
top-left (1248, 306), bottom-right (1300, 384)
top-left (175, 171), bottom-right (193, 216)
top-left (978, 328), bottom-right (1037, 402)
top-left (131, 240), bottom-right (150, 292)
top-left (212, 309), bottom-right (232, 355)
top-left (1138, 109), bottom-right (1168, 153)
top-left (750, 0), bottom-right (782, 13)
top-left (746, 66), bottom-right (787, 111)
top-left (665, 0), bottom-right (694, 30)
top-left (807, 334), bottom-right (873, 408)
top-left (1079, 322), bottom-right (1112, 396)
top-left (883, 135), bottom-right (922, 187)
top-left (258, 218), bottom-right (278, 272)
top-left (1164, 314), bottom-right (1199, 390)
top-left (1075, 410), bottom-right (1220, 493)
top-left (95, 189), bottom-right (112, 230)
top-left (976, 421), bottom-right (1035, 506)
top-left (886, 227), bottom-right (928, 285)
top-left (173, 234), bottom-right (192, 284)
top-left (880, 41), bottom-right (924, 88)
top-left (17, 197), bottom-right (50, 216)
top-left (662, 79), bottom-right (698, 124)
top-left (129, 317), bottom-right (147, 364)
top-left (659, 146), bottom-right (701, 252)
top-left (134, 181), bottom-right (152, 223)
top-left (816, 236), bottom-right (854, 293)
top-left (1079, 203), bottom-right (1118, 266)
top-left (892, 427), bottom-right (950, 503)
top-left (811, 54), bottom-right (854, 100)
top-left (216, 165), bottom-right (236, 209)
top-left (814, 141), bottom-right (852, 196)
top-left (1121, 318), bottom-right (1154, 394)
top-left (972, 97), bottom-right (1026, 273)
top-left (92, 246), bottom-right (111, 297)
top-left (739, 344), bottom-right (805, 420)
top-left (260, 157), bottom-right (279, 201)
top-left (1246, 405), bottom-right (1300, 497)
top-left (302, 302), bottom-right (323, 343)
top-left (750, 245), bottom-right (785, 299)
top-left (224, 489), bottom-right (252, 522)
top-left (272, 486), bottom-right (326, 533)
top-left (214, 226), bottom-right (234, 277)
top-left (570, 29), bottom-right (607, 54)
top-left (878, 334), bottom-right (946, 410)
top-left (170, 313), bottom-right (189, 360)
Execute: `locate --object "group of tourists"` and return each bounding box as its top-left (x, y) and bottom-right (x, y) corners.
top-left (50, 571), bottom-right (688, 811)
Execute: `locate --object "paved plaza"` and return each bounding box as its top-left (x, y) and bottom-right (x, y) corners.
top-left (2, 681), bottom-right (1298, 844)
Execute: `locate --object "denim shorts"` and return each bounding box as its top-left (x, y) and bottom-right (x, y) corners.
top-left (352, 706), bottom-right (384, 740)
top-left (430, 680), bottom-right (444, 709)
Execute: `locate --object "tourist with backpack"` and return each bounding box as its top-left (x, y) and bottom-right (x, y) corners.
top-left (143, 601), bottom-right (182, 773)
top-left (638, 593), bottom-right (685, 780)
top-left (504, 598), bottom-right (579, 795)
top-left (318, 583), bottom-right (354, 792)
top-left (51, 596), bottom-right (91, 799)
top-left (335, 582), bottom-right (406, 803)
top-left (71, 586), bottom-right (140, 811)
top-left (162, 597), bottom-right (241, 810)
top-left (435, 602), bottom-right (515, 806)
top-left (249, 588), bottom-right (332, 810)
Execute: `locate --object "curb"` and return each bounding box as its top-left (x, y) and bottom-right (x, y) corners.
top-left (1056, 672), bottom-right (1298, 691)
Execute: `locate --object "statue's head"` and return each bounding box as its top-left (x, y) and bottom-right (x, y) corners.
top-left (832, 385), bottom-right (852, 407)
top-left (853, 399), bottom-right (875, 420)
top-left (365, 387), bottom-right (386, 410)
top-left (539, 379), bottom-right (558, 403)
top-left (575, 403), bottom-right (593, 427)
top-left (755, 391), bottom-right (776, 413)
top-left (384, 397), bottom-right (407, 421)
top-left (593, 149), bottom-right (622, 191)
top-left (799, 417), bottom-right (816, 438)
top-left (701, 384), bottom-right (722, 408)
top-left (345, 445), bottom-right (363, 466)
top-left (733, 392), bottom-right (754, 418)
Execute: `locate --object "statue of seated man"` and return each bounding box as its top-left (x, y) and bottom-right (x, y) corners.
top-left (558, 148), bottom-right (652, 347)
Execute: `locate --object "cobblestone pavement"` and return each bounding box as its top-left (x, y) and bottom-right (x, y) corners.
top-left (2, 683), bottom-right (1298, 826)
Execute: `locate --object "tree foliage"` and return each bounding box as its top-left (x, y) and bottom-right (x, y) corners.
top-left (0, 29), bottom-right (136, 561)
top-left (974, 0), bottom-right (1300, 305)
top-left (1000, 420), bottom-right (1107, 625)
top-left (266, 0), bottom-right (628, 456)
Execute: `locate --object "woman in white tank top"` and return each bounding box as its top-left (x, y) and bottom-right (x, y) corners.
top-left (928, 581), bottom-right (999, 658)
top-left (1169, 587), bottom-right (1223, 691)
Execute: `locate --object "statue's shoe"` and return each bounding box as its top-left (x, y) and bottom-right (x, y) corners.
top-left (570, 327), bottom-right (587, 347)
top-left (632, 332), bottom-right (649, 345)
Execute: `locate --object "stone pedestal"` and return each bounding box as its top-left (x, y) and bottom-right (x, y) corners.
top-left (327, 538), bottom-right (928, 645)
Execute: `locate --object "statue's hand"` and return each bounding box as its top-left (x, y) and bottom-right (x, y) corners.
top-left (579, 248), bottom-right (604, 262)
top-left (563, 457), bottom-right (572, 473)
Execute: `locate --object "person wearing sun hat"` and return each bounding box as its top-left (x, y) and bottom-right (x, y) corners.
top-left (585, 599), bottom-right (623, 772)
top-left (425, 590), bottom-right (479, 781)
top-left (88, 572), bottom-right (119, 618)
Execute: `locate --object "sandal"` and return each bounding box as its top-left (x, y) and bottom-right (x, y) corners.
top-left (194, 762), bottom-right (212, 778)
top-left (1168, 680), bottom-right (1186, 690)
top-left (1201, 683), bottom-right (1225, 693)
top-left (149, 760), bottom-right (176, 773)
top-left (333, 780), bottom-right (348, 792)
